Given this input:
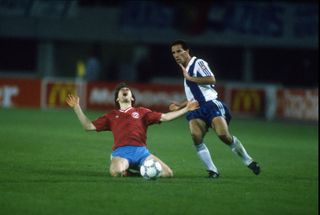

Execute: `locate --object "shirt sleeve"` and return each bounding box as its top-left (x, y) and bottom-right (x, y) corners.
top-left (141, 107), bottom-right (162, 125)
top-left (196, 59), bottom-right (214, 77)
top-left (92, 114), bottom-right (111, 132)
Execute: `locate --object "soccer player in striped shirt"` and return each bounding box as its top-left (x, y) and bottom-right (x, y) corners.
top-left (66, 82), bottom-right (199, 178)
top-left (170, 40), bottom-right (260, 178)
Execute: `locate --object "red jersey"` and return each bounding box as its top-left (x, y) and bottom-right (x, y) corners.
top-left (92, 107), bottom-right (162, 151)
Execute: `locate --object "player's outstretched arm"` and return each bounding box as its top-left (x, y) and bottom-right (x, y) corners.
top-left (160, 100), bottom-right (199, 122)
top-left (66, 94), bottom-right (96, 131)
top-left (169, 100), bottom-right (188, 111)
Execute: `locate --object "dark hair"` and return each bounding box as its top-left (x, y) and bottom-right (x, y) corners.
top-left (114, 82), bottom-right (136, 109)
top-left (170, 40), bottom-right (189, 51)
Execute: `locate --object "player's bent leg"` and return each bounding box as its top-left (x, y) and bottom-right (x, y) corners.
top-left (212, 117), bottom-right (261, 175)
top-left (146, 155), bottom-right (173, 178)
top-left (211, 116), bottom-right (233, 145)
top-left (109, 157), bottom-right (130, 177)
top-left (189, 119), bottom-right (207, 145)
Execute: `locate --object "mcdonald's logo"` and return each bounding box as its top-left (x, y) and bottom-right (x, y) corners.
top-left (47, 83), bottom-right (76, 107)
top-left (231, 89), bottom-right (264, 114)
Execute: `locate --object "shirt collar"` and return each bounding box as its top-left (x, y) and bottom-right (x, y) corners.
top-left (186, 56), bottom-right (197, 71)
top-left (119, 107), bottom-right (133, 113)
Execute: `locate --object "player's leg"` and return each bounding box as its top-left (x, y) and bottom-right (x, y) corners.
top-left (211, 116), bottom-right (233, 145)
top-left (109, 156), bottom-right (130, 177)
top-left (211, 116), bottom-right (260, 175)
top-left (189, 119), bottom-right (219, 178)
top-left (145, 154), bottom-right (173, 178)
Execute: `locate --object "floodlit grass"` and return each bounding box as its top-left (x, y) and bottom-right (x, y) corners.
top-left (0, 108), bottom-right (318, 215)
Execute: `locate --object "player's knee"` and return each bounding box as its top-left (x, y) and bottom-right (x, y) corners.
top-left (109, 166), bottom-right (124, 177)
top-left (109, 170), bottom-right (119, 177)
top-left (161, 168), bottom-right (173, 178)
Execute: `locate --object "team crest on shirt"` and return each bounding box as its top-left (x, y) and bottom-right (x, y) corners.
top-left (131, 112), bottom-right (140, 119)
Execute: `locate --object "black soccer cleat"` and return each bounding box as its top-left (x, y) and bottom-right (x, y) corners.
top-left (248, 161), bottom-right (261, 175)
top-left (207, 170), bottom-right (220, 179)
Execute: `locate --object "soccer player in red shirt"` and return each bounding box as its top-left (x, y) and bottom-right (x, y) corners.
top-left (66, 82), bottom-right (199, 178)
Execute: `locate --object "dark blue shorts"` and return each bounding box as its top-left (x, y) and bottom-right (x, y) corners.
top-left (111, 146), bottom-right (151, 169)
top-left (186, 100), bottom-right (232, 127)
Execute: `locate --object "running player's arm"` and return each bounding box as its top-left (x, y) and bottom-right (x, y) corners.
top-left (66, 94), bottom-right (96, 131)
top-left (179, 63), bottom-right (216, 85)
top-left (161, 100), bottom-right (199, 122)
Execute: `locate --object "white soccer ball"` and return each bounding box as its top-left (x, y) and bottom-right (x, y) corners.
top-left (140, 159), bottom-right (162, 180)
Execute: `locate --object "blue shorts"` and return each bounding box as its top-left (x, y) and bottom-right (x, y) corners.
top-left (186, 100), bottom-right (232, 127)
top-left (111, 146), bottom-right (151, 169)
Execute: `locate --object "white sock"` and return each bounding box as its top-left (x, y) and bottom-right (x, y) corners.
top-left (195, 143), bottom-right (218, 173)
top-left (230, 136), bottom-right (253, 166)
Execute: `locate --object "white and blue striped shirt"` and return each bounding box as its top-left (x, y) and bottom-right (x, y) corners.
top-left (184, 56), bottom-right (218, 104)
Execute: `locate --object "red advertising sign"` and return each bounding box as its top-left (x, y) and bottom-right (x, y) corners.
top-left (86, 81), bottom-right (185, 112)
top-left (0, 78), bottom-right (41, 108)
top-left (276, 89), bottom-right (318, 121)
top-left (230, 88), bottom-right (265, 116)
top-left (215, 85), bottom-right (225, 101)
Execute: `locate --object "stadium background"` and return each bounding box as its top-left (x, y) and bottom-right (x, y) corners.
top-left (0, 0), bottom-right (318, 122)
top-left (0, 1), bottom-right (318, 215)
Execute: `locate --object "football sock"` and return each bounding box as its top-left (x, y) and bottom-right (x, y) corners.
top-left (195, 143), bottom-right (218, 173)
top-left (230, 136), bottom-right (253, 166)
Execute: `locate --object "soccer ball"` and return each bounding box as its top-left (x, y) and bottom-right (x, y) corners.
top-left (140, 159), bottom-right (162, 180)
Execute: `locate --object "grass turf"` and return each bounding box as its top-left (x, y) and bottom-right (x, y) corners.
top-left (0, 108), bottom-right (318, 215)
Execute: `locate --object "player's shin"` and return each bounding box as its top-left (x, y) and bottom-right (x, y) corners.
top-left (195, 143), bottom-right (218, 173)
top-left (230, 136), bottom-right (253, 166)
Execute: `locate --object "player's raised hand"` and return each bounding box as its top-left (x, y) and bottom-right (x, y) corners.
top-left (186, 100), bottom-right (199, 111)
top-left (66, 94), bottom-right (80, 108)
top-left (178, 64), bottom-right (191, 80)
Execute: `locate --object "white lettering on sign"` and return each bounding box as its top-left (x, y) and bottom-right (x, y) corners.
top-left (89, 87), bottom-right (185, 106)
top-left (132, 88), bottom-right (185, 106)
top-left (283, 90), bottom-right (318, 120)
top-left (89, 88), bottom-right (114, 104)
top-left (0, 85), bottom-right (19, 107)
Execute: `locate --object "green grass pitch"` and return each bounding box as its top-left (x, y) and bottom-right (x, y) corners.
top-left (0, 108), bottom-right (318, 215)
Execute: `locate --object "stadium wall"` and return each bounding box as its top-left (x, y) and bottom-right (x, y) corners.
top-left (0, 78), bottom-right (318, 122)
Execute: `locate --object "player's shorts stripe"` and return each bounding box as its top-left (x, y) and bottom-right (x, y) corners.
top-left (213, 100), bottom-right (225, 116)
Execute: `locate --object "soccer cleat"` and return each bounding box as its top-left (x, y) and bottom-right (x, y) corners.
top-left (207, 170), bottom-right (220, 179)
top-left (248, 161), bottom-right (261, 175)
